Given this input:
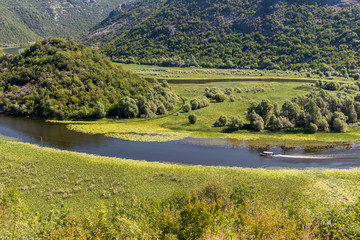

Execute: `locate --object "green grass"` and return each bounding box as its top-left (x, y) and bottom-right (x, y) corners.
top-left (0, 141), bottom-right (360, 221)
top-left (2, 140), bottom-right (360, 216)
top-left (121, 63), bottom-right (350, 82)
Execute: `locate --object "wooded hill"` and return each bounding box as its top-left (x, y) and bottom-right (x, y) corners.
top-left (0, 0), bottom-right (124, 45)
top-left (84, 0), bottom-right (360, 70)
top-left (0, 38), bottom-right (150, 119)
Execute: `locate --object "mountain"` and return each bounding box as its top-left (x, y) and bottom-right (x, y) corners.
top-left (0, 38), bottom-right (150, 119)
top-left (0, 0), bottom-right (125, 45)
top-left (85, 0), bottom-right (360, 70)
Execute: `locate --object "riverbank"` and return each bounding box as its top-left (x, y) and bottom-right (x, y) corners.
top-left (1, 140), bottom-right (360, 238)
top-left (59, 80), bottom-right (360, 146)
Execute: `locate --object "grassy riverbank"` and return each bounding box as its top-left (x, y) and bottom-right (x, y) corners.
top-left (2, 140), bottom-right (360, 238)
top-left (61, 79), bottom-right (360, 146)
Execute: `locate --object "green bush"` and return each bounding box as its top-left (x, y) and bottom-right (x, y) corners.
top-left (189, 114), bottom-right (197, 124)
top-left (214, 115), bottom-right (227, 127)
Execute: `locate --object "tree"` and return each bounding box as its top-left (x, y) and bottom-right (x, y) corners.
top-left (227, 115), bottom-right (243, 130)
top-left (333, 118), bottom-right (347, 132)
top-left (214, 115), bottom-right (227, 127)
top-left (273, 103), bottom-right (280, 117)
top-left (189, 114), bottom-right (197, 124)
top-left (117, 97), bottom-right (139, 118)
top-left (281, 101), bottom-right (300, 122)
top-left (309, 122), bottom-right (318, 133)
top-left (249, 111), bottom-right (264, 131)
top-left (270, 117), bottom-right (283, 131)
top-left (255, 99), bottom-right (273, 125)
top-left (183, 104), bottom-right (191, 112)
top-left (95, 101), bottom-right (105, 118)
top-left (304, 100), bottom-right (322, 125)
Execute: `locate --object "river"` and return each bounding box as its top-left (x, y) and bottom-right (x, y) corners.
top-left (0, 114), bottom-right (359, 168)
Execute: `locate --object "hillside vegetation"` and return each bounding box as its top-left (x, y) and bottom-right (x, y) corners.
top-left (88, 0), bottom-right (360, 71)
top-left (0, 38), bottom-right (151, 119)
top-left (0, 0), bottom-right (124, 45)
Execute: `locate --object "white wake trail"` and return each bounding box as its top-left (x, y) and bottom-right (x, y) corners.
top-left (273, 155), bottom-right (334, 159)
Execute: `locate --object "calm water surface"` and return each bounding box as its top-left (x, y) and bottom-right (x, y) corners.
top-left (0, 114), bottom-right (359, 168)
top-left (2, 47), bottom-right (24, 55)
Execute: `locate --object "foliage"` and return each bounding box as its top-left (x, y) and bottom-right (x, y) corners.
top-left (227, 115), bottom-right (244, 130)
top-left (183, 104), bottom-right (191, 113)
top-left (189, 114), bottom-right (197, 124)
top-left (95, 0), bottom-right (360, 71)
top-left (190, 97), bottom-right (210, 110)
top-left (0, 38), bottom-right (151, 119)
top-left (214, 115), bottom-right (227, 127)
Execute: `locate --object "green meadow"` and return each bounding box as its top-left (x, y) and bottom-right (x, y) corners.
top-left (2, 140), bottom-right (360, 238)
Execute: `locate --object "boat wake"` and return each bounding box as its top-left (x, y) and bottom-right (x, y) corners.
top-left (273, 154), bottom-right (334, 159)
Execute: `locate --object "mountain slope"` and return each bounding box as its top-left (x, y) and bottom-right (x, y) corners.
top-left (87, 0), bottom-right (360, 70)
top-left (0, 0), bottom-right (125, 45)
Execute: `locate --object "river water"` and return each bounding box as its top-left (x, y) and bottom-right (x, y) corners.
top-left (2, 47), bottom-right (24, 55)
top-left (0, 114), bottom-right (359, 168)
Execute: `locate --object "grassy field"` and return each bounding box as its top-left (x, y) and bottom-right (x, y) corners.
top-left (62, 79), bottom-right (360, 146)
top-left (2, 140), bottom-right (360, 238)
top-left (1, 140), bottom-right (359, 214)
top-left (121, 64), bottom-right (349, 82)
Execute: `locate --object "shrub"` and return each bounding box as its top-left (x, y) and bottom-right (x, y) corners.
top-left (318, 118), bottom-right (329, 132)
top-left (189, 114), bottom-right (197, 124)
top-left (214, 93), bottom-right (226, 102)
top-left (253, 119), bottom-right (264, 132)
top-left (190, 97), bottom-right (210, 110)
top-left (214, 115), bottom-right (227, 127)
top-left (183, 104), bottom-right (191, 112)
top-left (227, 115), bottom-right (243, 130)
top-left (117, 97), bottom-right (139, 118)
top-left (333, 118), bottom-right (347, 132)
top-left (95, 101), bottom-right (106, 118)
top-left (309, 122), bottom-right (318, 133)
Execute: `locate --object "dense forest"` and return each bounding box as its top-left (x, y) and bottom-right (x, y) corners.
top-left (0, 0), bottom-right (125, 45)
top-left (0, 38), bottom-right (159, 119)
top-left (87, 0), bottom-right (360, 70)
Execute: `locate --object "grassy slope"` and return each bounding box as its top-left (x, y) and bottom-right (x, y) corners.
top-left (2, 140), bottom-right (360, 216)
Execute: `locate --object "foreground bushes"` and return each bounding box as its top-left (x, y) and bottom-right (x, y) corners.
top-left (2, 183), bottom-right (360, 239)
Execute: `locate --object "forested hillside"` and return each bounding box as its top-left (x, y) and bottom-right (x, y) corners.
top-left (87, 0), bottom-right (360, 70)
top-left (0, 38), bottom-right (150, 119)
top-left (0, 0), bottom-right (124, 45)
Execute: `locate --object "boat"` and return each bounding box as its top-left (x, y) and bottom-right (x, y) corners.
top-left (260, 151), bottom-right (274, 157)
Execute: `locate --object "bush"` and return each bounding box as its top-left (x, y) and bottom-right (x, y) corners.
top-left (214, 93), bottom-right (226, 102)
top-left (214, 115), bottom-right (227, 127)
top-left (189, 114), bottom-right (197, 124)
top-left (117, 97), bottom-right (139, 118)
top-left (253, 119), bottom-right (264, 132)
top-left (190, 97), bottom-right (210, 110)
top-left (318, 118), bottom-right (329, 132)
top-left (309, 122), bottom-right (318, 133)
top-left (94, 101), bottom-right (105, 118)
top-left (183, 104), bottom-right (191, 112)
top-left (333, 118), bottom-right (347, 132)
top-left (227, 115), bottom-right (243, 130)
